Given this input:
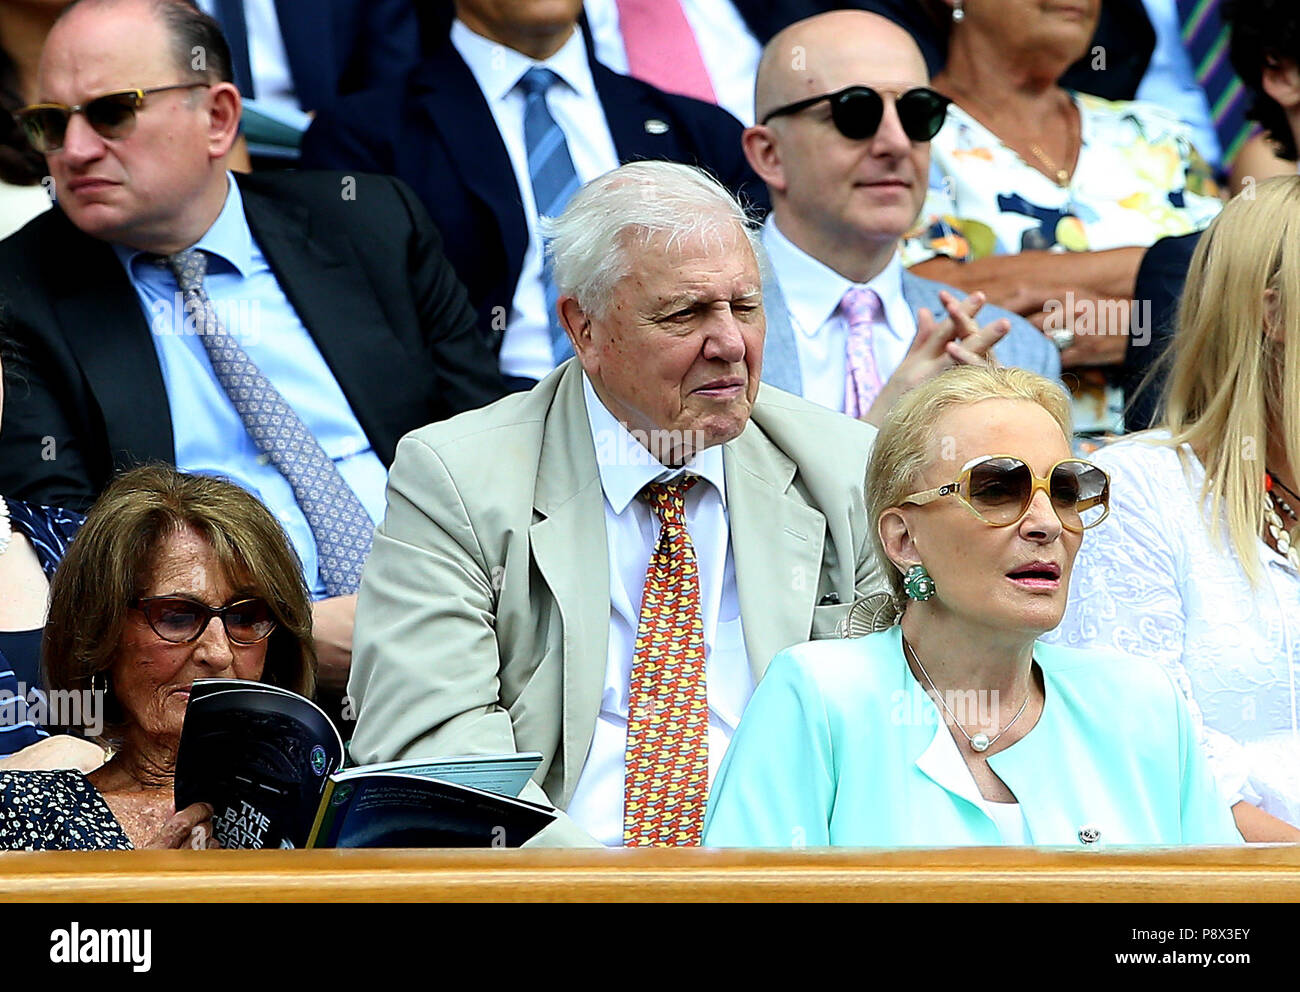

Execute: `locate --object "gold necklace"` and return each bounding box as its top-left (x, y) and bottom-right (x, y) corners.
top-left (941, 80), bottom-right (1077, 188)
top-left (1026, 141), bottom-right (1072, 187)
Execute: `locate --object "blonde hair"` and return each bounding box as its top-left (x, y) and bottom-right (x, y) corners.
top-left (1157, 175), bottom-right (1300, 585)
top-left (866, 365), bottom-right (1073, 601)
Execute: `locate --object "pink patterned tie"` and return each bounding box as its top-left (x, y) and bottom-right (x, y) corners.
top-left (614, 0), bottom-right (717, 105)
top-left (841, 287), bottom-right (886, 419)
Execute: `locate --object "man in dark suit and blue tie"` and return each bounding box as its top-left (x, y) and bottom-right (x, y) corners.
top-left (300, 0), bottom-right (766, 388)
top-left (0, 0), bottom-right (504, 697)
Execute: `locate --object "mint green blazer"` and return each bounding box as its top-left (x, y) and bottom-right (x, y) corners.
top-left (703, 626), bottom-right (1243, 847)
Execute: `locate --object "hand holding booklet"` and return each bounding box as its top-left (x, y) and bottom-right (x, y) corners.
top-left (174, 679), bottom-right (556, 849)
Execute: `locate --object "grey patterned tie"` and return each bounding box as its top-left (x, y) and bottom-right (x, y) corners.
top-left (161, 249), bottom-right (374, 595)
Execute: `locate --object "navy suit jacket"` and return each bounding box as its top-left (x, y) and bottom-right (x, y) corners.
top-left (300, 37), bottom-right (769, 355)
top-left (246, 0), bottom-right (422, 113)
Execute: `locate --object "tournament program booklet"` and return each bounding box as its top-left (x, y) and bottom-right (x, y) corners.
top-left (174, 678), bottom-right (554, 849)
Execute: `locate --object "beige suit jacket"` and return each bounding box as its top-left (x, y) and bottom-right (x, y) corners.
top-left (348, 360), bottom-right (888, 845)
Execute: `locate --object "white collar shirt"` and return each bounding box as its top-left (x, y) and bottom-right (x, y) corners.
top-left (564, 373), bottom-right (754, 845)
top-left (762, 216), bottom-right (917, 413)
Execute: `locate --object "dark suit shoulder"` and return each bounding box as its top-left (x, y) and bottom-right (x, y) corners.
top-left (0, 207), bottom-right (90, 269)
top-left (299, 84), bottom-right (409, 173)
top-left (591, 63), bottom-right (769, 213)
top-left (405, 371), bottom-right (560, 455)
top-left (235, 168), bottom-right (409, 212)
top-left (592, 60), bottom-right (744, 128)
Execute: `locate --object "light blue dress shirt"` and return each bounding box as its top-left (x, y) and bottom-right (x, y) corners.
top-left (703, 626), bottom-right (1244, 847)
top-left (112, 175), bottom-right (387, 599)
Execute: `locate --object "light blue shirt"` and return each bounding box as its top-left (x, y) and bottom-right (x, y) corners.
top-left (113, 175), bottom-right (387, 599)
top-left (704, 626), bottom-right (1244, 847)
top-left (1137, 0), bottom-right (1221, 168)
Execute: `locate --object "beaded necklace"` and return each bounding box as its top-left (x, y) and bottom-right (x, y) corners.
top-left (1264, 471), bottom-right (1299, 568)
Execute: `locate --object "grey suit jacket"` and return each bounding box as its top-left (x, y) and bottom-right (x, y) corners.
top-left (760, 262), bottom-right (1061, 395)
top-left (348, 360), bottom-right (888, 845)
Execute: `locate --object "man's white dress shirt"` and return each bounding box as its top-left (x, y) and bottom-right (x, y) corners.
top-left (565, 374), bottom-right (754, 845)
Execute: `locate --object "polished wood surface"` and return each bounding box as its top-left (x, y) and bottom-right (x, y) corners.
top-left (1, 846), bottom-right (1298, 901)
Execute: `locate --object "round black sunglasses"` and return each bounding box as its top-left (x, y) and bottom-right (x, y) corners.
top-left (761, 85), bottom-right (951, 143)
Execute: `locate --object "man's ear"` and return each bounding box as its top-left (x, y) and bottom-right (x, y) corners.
top-left (558, 295), bottom-right (593, 363)
top-left (878, 508), bottom-right (920, 574)
top-left (207, 82), bottom-right (242, 159)
top-left (1262, 57), bottom-right (1300, 111)
top-left (742, 124), bottom-right (787, 194)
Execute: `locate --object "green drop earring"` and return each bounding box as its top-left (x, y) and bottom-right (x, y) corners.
top-left (903, 563), bottom-right (936, 601)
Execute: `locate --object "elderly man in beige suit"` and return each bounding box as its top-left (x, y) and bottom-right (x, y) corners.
top-left (348, 161), bottom-right (888, 847)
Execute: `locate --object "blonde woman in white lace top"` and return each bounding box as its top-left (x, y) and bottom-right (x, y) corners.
top-left (1049, 177), bottom-right (1300, 841)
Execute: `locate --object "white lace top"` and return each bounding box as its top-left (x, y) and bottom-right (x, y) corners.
top-left (1045, 434), bottom-right (1300, 824)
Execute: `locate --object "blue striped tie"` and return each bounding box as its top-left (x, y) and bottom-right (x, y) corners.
top-left (519, 67), bottom-right (581, 365)
top-left (1177, 0), bottom-right (1254, 166)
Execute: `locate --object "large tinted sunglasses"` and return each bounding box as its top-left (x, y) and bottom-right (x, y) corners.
top-left (899, 455), bottom-right (1111, 533)
top-left (16, 83), bottom-right (210, 153)
top-left (761, 85), bottom-right (951, 142)
top-left (132, 595), bottom-right (278, 645)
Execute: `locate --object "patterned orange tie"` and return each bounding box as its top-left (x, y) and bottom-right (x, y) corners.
top-left (623, 477), bottom-right (709, 846)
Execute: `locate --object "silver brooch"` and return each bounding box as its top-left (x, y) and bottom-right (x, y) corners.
top-left (643, 119), bottom-right (669, 135)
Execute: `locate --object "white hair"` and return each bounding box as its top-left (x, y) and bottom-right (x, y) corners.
top-left (540, 160), bottom-right (763, 318)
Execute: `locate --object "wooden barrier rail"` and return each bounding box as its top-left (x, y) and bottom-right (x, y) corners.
top-left (1, 846), bottom-right (1298, 901)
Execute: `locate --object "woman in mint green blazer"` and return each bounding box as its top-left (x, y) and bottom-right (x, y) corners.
top-left (704, 366), bottom-right (1242, 848)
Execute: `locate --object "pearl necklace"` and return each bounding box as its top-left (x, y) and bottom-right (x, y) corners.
top-left (902, 636), bottom-right (1032, 753)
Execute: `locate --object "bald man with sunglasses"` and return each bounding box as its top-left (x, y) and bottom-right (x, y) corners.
top-left (745, 11), bottom-right (1059, 425)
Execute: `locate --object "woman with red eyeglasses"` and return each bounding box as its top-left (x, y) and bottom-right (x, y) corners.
top-left (704, 364), bottom-right (1241, 847)
top-left (1050, 177), bottom-right (1300, 843)
top-left (0, 465), bottom-right (315, 849)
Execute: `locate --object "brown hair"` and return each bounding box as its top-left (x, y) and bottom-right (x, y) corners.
top-left (866, 365), bottom-right (1073, 602)
top-left (43, 465), bottom-right (316, 732)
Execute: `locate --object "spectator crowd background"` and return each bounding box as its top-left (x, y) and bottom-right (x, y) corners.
top-left (0, 0), bottom-right (1296, 854)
